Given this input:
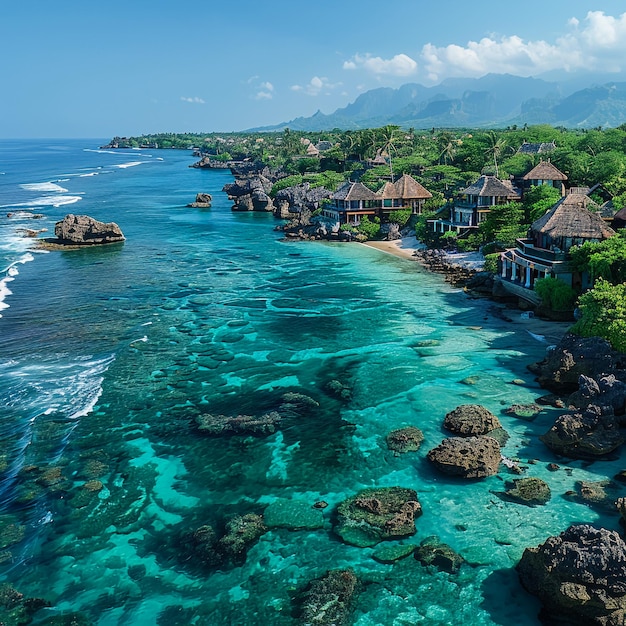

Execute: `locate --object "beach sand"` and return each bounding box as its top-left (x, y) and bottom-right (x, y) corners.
top-left (362, 237), bottom-right (571, 346)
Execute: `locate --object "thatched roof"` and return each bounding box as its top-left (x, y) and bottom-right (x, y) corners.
top-left (378, 174), bottom-right (433, 200)
top-left (332, 181), bottom-right (378, 202)
top-left (306, 143), bottom-right (320, 156)
top-left (518, 141), bottom-right (556, 154)
top-left (461, 175), bottom-right (521, 199)
top-left (522, 160), bottom-right (567, 181)
top-left (531, 194), bottom-right (615, 241)
top-left (612, 207), bottom-right (626, 229)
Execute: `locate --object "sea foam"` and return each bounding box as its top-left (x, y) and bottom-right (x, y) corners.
top-left (114, 161), bottom-right (144, 169)
top-left (1, 195), bottom-right (83, 209)
top-left (20, 182), bottom-right (69, 193)
top-left (0, 253), bottom-right (35, 317)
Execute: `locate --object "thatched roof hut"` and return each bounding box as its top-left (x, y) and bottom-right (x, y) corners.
top-left (522, 160), bottom-right (567, 182)
top-left (530, 193), bottom-right (615, 251)
top-left (612, 207), bottom-right (626, 230)
top-left (331, 181), bottom-right (378, 202)
top-left (378, 174), bottom-right (432, 200)
top-left (461, 175), bottom-right (521, 201)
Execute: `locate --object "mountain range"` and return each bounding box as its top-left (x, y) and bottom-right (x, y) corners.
top-left (249, 74), bottom-right (626, 131)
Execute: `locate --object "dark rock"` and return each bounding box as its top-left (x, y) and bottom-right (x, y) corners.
top-left (575, 480), bottom-right (618, 506)
top-left (614, 470), bottom-right (626, 484)
top-left (335, 487), bottom-right (422, 547)
top-left (296, 569), bottom-right (359, 626)
top-left (539, 405), bottom-right (624, 459)
top-left (216, 513), bottom-right (267, 565)
top-left (195, 411), bottom-right (282, 436)
top-left (617, 498), bottom-right (626, 526)
top-left (567, 374), bottom-right (626, 417)
top-left (427, 436), bottom-right (501, 479)
top-left (53, 214), bottom-right (124, 245)
top-left (313, 501), bottom-right (328, 509)
top-left (443, 404), bottom-right (502, 436)
top-left (414, 536), bottom-right (465, 573)
top-left (517, 524), bottom-right (626, 626)
top-left (547, 463), bottom-right (560, 472)
top-left (503, 477), bottom-right (551, 506)
top-left (187, 192), bottom-right (212, 208)
top-left (325, 379), bottom-right (352, 401)
top-left (528, 334), bottom-right (625, 394)
top-left (386, 426), bottom-right (424, 453)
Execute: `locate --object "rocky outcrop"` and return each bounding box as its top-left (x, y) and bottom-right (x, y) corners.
top-left (194, 411), bottom-right (282, 436)
top-left (273, 183), bottom-right (332, 219)
top-left (517, 524), bottom-right (626, 626)
top-left (296, 569), bottom-right (359, 626)
top-left (443, 404), bottom-right (502, 436)
top-left (427, 436), bottom-right (501, 478)
top-left (335, 487), bottom-right (422, 547)
top-left (539, 405), bottom-right (624, 459)
top-left (413, 249), bottom-right (480, 287)
top-left (53, 214), bottom-right (124, 245)
top-left (187, 192), bottom-right (212, 208)
top-left (528, 334), bottom-right (626, 394)
top-left (223, 176), bottom-right (274, 212)
top-left (567, 374), bottom-right (626, 419)
top-left (502, 477), bottom-right (551, 506)
top-left (386, 427), bottom-right (424, 453)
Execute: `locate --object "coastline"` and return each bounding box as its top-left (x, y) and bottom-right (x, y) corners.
top-left (363, 237), bottom-right (571, 346)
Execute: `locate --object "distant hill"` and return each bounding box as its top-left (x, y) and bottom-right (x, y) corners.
top-left (248, 74), bottom-right (626, 131)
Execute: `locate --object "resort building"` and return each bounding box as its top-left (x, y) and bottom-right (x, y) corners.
top-left (429, 175), bottom-right (521, 234)
top-left (521, 160), bottom-right (568, 196)
top-left (323, 181), bottom-right (379, 226)
top-left (498, 193), bottom-right (616, 301)
top-left (612, 207), bottom-right (626, 230)
top-left (377, 174), bottom-right (433, 216)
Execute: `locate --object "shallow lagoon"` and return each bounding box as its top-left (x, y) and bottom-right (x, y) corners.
top-left (0, 141), bottom-right (623, 625)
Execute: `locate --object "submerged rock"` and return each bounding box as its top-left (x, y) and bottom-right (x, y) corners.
top-left (503, 477), bottom-right (551, 506)
top-left (427, 436), bottom-right (501, 478)
top-left (264, 499), bottom-right (324, 531)
top-left (195, 411), bottom-right (282, 436)
top-left (0, 584), bottom-right (50, 625)
top-left (335, 487), bottom-right (422, 547)
top-left (414, 536), bottom-right (465, 573)
top-left (386, 426), bottom-right (424, 453)
top-left (53, 214), bottom-right (125, 245)
top-left (296, 569), bottom-right (359, 626)
top-left (217, 513), bottom-right (267, 566)
top-left (372, 543), bottom-right (417, 564)
top-left (517, 524), bottom-right (626, 626)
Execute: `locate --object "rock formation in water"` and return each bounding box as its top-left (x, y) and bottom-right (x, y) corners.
top-left (187, 192), bottom-right (212, 208)
top-left (517, 524), bottom-right (626, 626)
top-left (53, 214), bottom-right (125, 245)
top-left (427, 435), bottom-right (501, 478)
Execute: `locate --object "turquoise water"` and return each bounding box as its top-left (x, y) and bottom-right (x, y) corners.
top-left (0, 140), bottom-right (623, 625)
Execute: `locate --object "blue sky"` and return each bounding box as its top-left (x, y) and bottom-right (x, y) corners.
top-left (3, 1), bottom-right (626, 137)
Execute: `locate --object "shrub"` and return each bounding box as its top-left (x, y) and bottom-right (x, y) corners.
top-left (534, 277), bottom-right (578, 311)
top-left (270, 175), bottom-right (304, 196)
top-left (388, 209), bottom-right (412, 226)
top-left (357, 216), bottom-right (381, 239)
top-left (483, 253), bottom-right (499, 274)
top-left (570, 279), bottom-right (626, 352)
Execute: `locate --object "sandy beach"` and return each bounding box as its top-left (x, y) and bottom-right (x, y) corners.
top-left (362, 237), bottom-right (571, 346)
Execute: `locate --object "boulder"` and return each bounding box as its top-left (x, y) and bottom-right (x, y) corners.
top-left (502, 477), bottom-right (551, 506)
top-left (187, 193), bottom-right (212, 208)
top-left (385, 426), bottom-right (424, 453)
top-left (517, 524), bottom-right (626, 626)
top-left (528, 334), bottom-right (625, 394)
top-left (54, 214), bottom-right (124, 244)
top-left (427, 436), bottom-right (501, 479)
top-left (567, 374), bottom-right (626, 418)
top-left (335, 487), bottom-right (422, 547)
top-left (414, 536), bottom-right (465, 573)
top-left (539, 405), bottom-right (624, 459)
top-left (443, 404), bottom-right (502, 436)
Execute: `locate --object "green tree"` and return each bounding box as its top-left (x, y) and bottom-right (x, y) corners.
top-left (534, 277), bottom-right (578, 311)
top-left (357, 216), bottom-right (381, 239)
top-left (388, 209), bottom-right (412, 227)
top-left (569, 232), bottom-right (626, 284)
top-left (522, 185), bottom-right (561, 222)
top-left (478, 202), bottom-right (526, 246)
top-left (570, 279), bottom-right (626, 352)
top-left (483, 131), bottom-right (508, 177)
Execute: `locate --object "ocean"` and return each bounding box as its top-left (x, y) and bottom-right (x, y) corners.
top-left (0, 139), bottom-right (622, 625)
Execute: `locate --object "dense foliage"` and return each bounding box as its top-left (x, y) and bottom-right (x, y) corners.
top-left (569, 232), bottom-right (626, 284)
top-left (534, 277), bottom-right (578, 311)
top-left (570, 279), bottom-right (626, 352)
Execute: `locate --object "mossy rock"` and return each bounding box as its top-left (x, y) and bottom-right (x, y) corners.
top-left (264, 499), bottom-right (324, 530)
top-left (415, 536), bottom-right (465, 573)
top-left (335, 487), bottom-right (422, 548)
top-left (504, 477), bottom-right (551, 506)
top-left (386, 427), bottom-right (424, 453)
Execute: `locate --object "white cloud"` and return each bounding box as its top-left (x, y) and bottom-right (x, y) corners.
top-left (421, 11), bottom-right (626, 81)
top-left (180, 96), bottom-right (205, 104)
top-left (290, 76), bottom-right (340, 96)
top-left (260, 81), bottom-right (274, 92)
top-left (255, 91), bottom-right (273, 100)
top-left (342, 53), bottom-right (418, 76)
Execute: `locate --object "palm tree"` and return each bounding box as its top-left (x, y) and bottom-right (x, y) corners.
top-left (436, 131), bottom-right (456, 165)
top-left (484, 131), bottom-right (507, 178)
top-left (377, 125), bottom-right (402, 182)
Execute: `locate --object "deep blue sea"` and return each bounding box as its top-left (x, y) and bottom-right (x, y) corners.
top-left (0, 139), bottom-right (622, 625)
